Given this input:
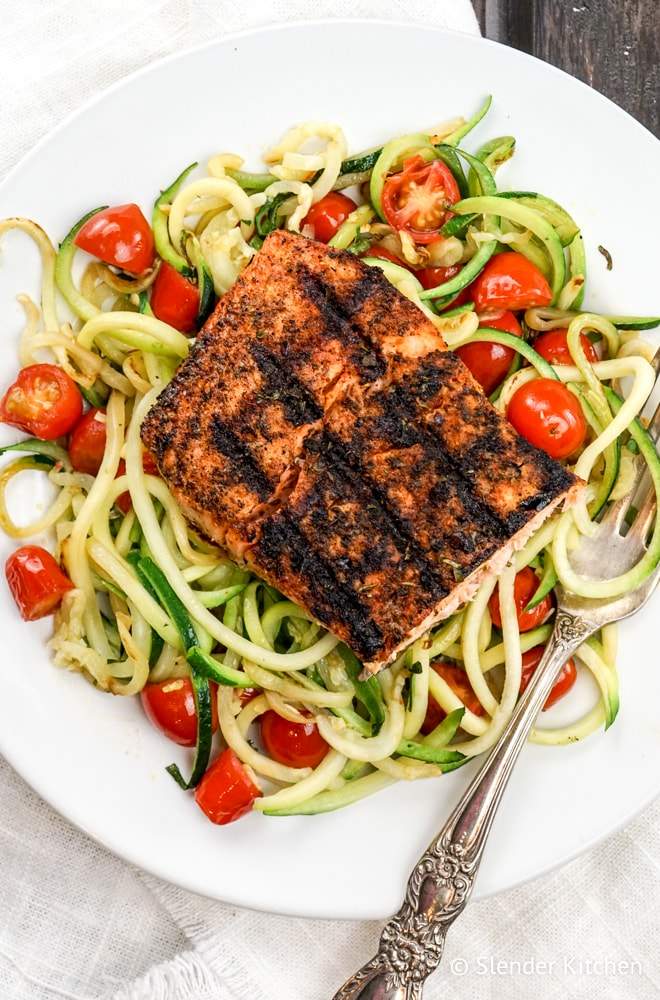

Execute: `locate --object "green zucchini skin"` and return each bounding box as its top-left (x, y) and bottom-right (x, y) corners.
top-left (55, 206), bottom-right (107, 321)
top-left (80, 382), bottom-right (110, 408)
top-left (606, 315), bottom-right (660, 331)
top-left (152, 163), bottom-right (197, 276)
top-left (419, 242), bottom-right (497, 301)
top-left (337, 645), bottom-right (386, 734)
top-left (134, 556), bottom-right (212, 789)
top-left (136, 556), bottom-right (198, 651)
top-left (469, 135), bottom-right (516, 196)
top-left (468, 329), bottom-right (558, 378)
top-left (262, 770), bottom-right (394, 816)
top-left (0, 438), bottom-right (69, 465)
top-left (125, 552), bottom-right (164, 666)
top-left (497, 191), bottom-right (579, 247)
top-left (524, 552), bottom-right (557, 612)
top-left (187, 645), bottom-right (254, 688)
top-left (454, 194), bottom-right (567, 302)
top-left (395, 741), bottom-right (467, 768)
top-left (440, 212), bottom-right (479, 238)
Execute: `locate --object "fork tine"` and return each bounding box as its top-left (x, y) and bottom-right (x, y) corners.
top-left (600, 353), bottom-right (660, 529)
top-left (627, 485), bottom-right (657, 545)
top-left (600, 457), bottom-right (646, 530)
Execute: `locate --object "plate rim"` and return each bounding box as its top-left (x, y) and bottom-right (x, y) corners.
top-left (0, 17), bottom-right (659, 920)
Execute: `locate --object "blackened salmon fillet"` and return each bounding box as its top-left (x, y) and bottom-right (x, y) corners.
top-left (142, 230), bottom-right (580, 671)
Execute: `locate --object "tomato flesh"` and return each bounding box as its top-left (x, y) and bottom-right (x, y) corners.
top-left (150, 262), bottom-right (200, 333)
top-left (195, 748), bottom-right (261, 825)
top-left (472, 252), bottom-right (552, 312)
top-left (67, 409), bottom-right (155, 510)
top-left (520, 645), bottom-right (577, 709)
top-left (74, 204), bottom-right (154, 275)
top-left (303, 192), bottom-right (357, 243)
top-left (141, 677), bottom-right (218, 747)
top-left (68, 408), bottom-right (107, 474)
top-left (415, 263), bottom-right (461, 291)
top-left (260, 710), bottom-right (329, 768)
top-left (507, 378), bottom-right (587, 460)
top-left (382, 156), bottom-right (460, 244)
top-left (533, 329), bottom-right (599, 366)
top-left (456, 310), bottom-right (522, 394)
top-left (488, 566), bottom-right (554, 633)
top-left (421, 660), bottom-right (485, 734)
top-left (5, 545), bottom-right (73, 621)
top-left (0, 364), bottom-right (82, 440)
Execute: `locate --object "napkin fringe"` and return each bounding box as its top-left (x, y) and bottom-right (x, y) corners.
top-left (111, 950), bottom-right (220, 1000)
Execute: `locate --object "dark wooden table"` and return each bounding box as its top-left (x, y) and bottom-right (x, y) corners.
top-left (474, 0), bottom-right (659, 136)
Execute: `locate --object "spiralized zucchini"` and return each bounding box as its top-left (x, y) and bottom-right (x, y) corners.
top-left (0, 100), bottom-right (656, 820)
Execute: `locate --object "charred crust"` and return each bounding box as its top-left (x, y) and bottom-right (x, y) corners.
top-left (209, 416), bottom-right (274, 501)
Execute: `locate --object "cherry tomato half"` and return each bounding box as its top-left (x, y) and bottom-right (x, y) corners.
top-left (68, 408), bottom-right (107, 475)
top-left (415, 263), bottom-right (461, 291)
top-left (363, 245), bottom-right (414, 269)
top-left (195, 748), bottom-right (261, 825)
top-left (260, 710), bottom-right (329, 768)
top-left (520, 645), bottom-right (577, 709)
top-left (141, 677), bottom-right (219, 747)
top-left (533, 329), bottom-right (599, 366)
top-left (74, 204), bottom-right (154, 275)
top-left (303, 192), bottom-right (357, 243)
top-left (488, 566), bottom-right (554, 633)
top-left (472, 252), bottom-right (552, 312)
top-left (0, 364), bottom-right (82, 440)
top-left (150, 262), bottom-right (200, 333)
top-left (5, 545), bottom-right (73, 621)
top-left (421, 661), bottom-right (485, 734)
top-left (507, 378), bottom-right (587, 460)
top-left (382, 156), bottom-right (460, 244)
top-left (456, 310), bottom-right (522, 395)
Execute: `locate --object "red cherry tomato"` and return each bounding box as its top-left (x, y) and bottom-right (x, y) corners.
top-left (472, 252), bottom-right (552, 312)
top-left (382, 156), bottom-right (460, 244)
top-left (533, 329), bottom-right (599, 366)
top-left (0, 364), bottom-right (82, 440)
top-left (68, 408), bottom-right (107, 474)
top-left (150, 262), bottom-right (200, 333)
top-left (303, 192), bottom-right (357, 243)
top-left (195, 748), bottom-right (261, 825)
top-left (520, 645), bottom-right (577, 709)
top-left (239, 687), bottom-right (259, 706)
top-left (141, 677), bottom-right (219, 747)
top-left (5, 545), bottom-right (73, 621)
top-left (488, 566), bottom-right (554, 633)
top-left (260, 710), bottom-right (329, 768)
top-left (416, 263), bottom-right (461, 291)
top-left (456, 311), bottom-right (522, 395)
top-left (421, 661), bottom-right (485, 735)
top-left (507, 378), bottom-right (587, 460)
top-left (142, 449), bottom-right (159, 475)
top-left (363, 245), bottom-right (414, 270)
top-left (74, 204), bottom-right (154, 275)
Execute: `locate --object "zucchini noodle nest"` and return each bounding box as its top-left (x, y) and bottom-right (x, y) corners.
top-left (0, 95), bottom-right (658, 819)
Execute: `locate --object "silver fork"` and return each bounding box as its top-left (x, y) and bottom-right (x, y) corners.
top-left (332, 387), bottom-right (660, 1000)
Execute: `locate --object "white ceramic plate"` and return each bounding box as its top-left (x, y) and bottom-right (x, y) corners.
top-left (0, 21), bottom-right (658, 920)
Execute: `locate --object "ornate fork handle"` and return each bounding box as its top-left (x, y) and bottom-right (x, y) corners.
top-left (332, 610), bottom-right (595, 1000)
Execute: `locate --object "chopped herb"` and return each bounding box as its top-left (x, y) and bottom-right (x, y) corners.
top-left (410, 660), bottom-right (423, 675)
top-left (598, 244), bottom-right (613, 270)
top-left (254, 193), bottom-right (290, 240)
top-left (346, 231), bottom-right (380, 256)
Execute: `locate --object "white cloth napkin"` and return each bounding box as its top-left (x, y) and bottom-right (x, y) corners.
top-left (2, 3), bottom-right (659, 999)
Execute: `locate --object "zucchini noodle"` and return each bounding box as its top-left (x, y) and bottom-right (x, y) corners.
top-left (0, 102), bottom-right (655, 821)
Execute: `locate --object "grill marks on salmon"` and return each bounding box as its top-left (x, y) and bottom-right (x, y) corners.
top-left (142, 230), bottom-right (579, 670)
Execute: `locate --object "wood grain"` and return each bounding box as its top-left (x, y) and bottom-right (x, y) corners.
top-left (475, 0), bottom-right (659, 137)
